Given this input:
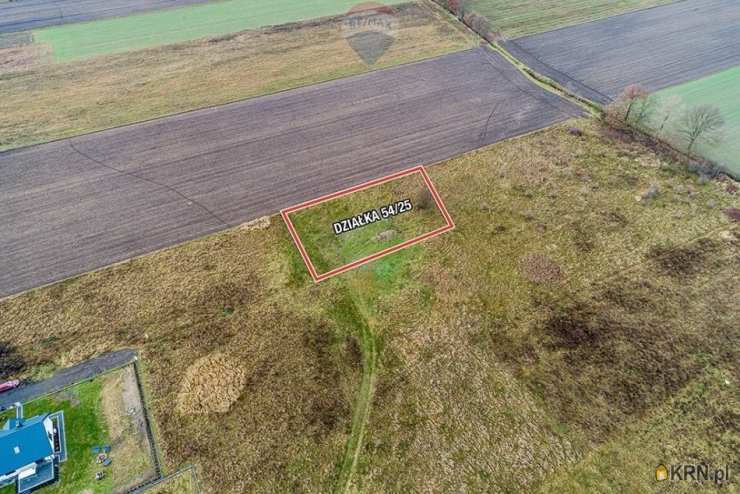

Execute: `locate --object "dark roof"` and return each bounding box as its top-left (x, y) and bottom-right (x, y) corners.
top-left (0, 415), bottom-right (53, 476)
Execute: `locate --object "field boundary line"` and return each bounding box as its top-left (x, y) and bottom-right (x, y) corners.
top-left (477, 46), bottom-right (587, 118)
top-left (125, 356), bottom-right (164, 493)
top-left (493, 38), bottom-right (737, 180)
top-left (0, 46), bottom-right (481, 156)
top-left (129, 465), bottom-right (202, 494)
top-left (506, 0), bottom-right (691, 42)
top-left (496, 39), bottom-right (611, 105)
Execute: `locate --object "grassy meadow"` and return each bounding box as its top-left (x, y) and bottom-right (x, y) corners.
top-left (0, 119), bottom-right (737, 492)
top-left (288, 171), bottom-right (450, 276)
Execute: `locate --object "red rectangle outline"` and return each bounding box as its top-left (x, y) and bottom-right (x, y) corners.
top-left (280, 166), bottom-right (455, 282)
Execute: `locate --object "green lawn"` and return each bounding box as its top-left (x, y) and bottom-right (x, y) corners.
top-left (648, 66), bottom-right (740, 179)
top-left (466, 0), bottom-right (673, 38)
top-left (287, 171), bottom-right (450, 276)
top-left (33, 0), bottom-right (405, 61)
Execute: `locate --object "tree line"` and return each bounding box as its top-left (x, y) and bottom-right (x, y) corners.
top-left (608, 84), bottom-right (725, 156)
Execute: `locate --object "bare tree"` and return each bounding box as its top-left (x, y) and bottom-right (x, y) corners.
top-left (619, 84), bottom-right (650, 122)
top-left (469, 13), bottom-right (491, 37)
top-left (631, 93), bottom-right (658, 127)
top-left (607, 84), bottom-right (649, 123)
top-left (653, 94), bottom-right (683, 136)
top-left (448, 0), bottom-right (466, 19)
top-left (677, 105), bottom-right (725, 154)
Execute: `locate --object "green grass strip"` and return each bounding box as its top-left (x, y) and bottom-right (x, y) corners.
top-left (34, 0), bottom-right (405, 61)
top-left (467, 0), bottom-right (673, 38)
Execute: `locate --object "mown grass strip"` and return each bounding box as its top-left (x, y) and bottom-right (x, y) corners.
top-left (466, 0), bottom-right (674, 38)
top-left (33, 0), bottom-right (406, 61)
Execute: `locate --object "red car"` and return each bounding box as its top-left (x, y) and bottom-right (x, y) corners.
top-left (0, 380), bottom-right (20, 393)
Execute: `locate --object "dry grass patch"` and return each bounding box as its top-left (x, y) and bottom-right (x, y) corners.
top-left (357, 314), bottom-right (577, 493)
top-left (352, 119), bottom-right (739, 491)
top-left (538, 366), bottom-right (738, 493)
top-left (175, 353), bottom-right (248, 414)
top-left (0, 222), bottom-right (364, 492)
top-left (519, 253), bottom-right (563, 284)
top-left (145, 470), bottom-right (198, 494)
top-left (0, 44), bottom-right (49, 74)
top-left (100, 366), bottom-right (158, 491)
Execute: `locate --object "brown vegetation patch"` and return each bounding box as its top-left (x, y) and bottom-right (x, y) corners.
top-left (413, 187), bottom-right (435, 211)
top-left (239, 216), bottom-right (271, 231)
top-left (157, 312), bottom-right (354, 490)
top-left (519, 253), bottom-right (562, 283)
top-left (539, 290), bottom-right (715, 433)
top-left (190, 279), bottom-right (255, 318)
top-left (176, 354), bottom-right (248, 414)
top-left (723, 207), bottom-right (740, 222)
top-left (647, 238), bottom-right (719, 277)
top-left (0, 44), bottom-right (47, 75)
top-left (600, 209), bottom-right (629, 227)
top-left (600, 281), bottom-right (655, 312)
top-left (0, 341), bottom-right (26, 379)
top-left (571, 224), bottom-right (596, 252)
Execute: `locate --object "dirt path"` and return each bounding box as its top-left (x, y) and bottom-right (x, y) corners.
top-left (100, 365), bottom-right (158, 493)
top-left (335, 314), bottom-right (378, 493)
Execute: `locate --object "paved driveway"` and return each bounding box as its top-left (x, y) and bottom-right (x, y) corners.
top-left (0, 349), bottom-right (136, 408)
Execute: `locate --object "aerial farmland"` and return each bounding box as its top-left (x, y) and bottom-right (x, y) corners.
top-left (0, 1), bottom-right (737, 493)
top-left (465, 0), bottom-right (675, 38)
top-left (486, 0), bottom-right (740, 176)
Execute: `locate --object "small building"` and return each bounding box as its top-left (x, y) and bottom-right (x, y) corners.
top-left (0, 403), bottom-right (66, 494)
